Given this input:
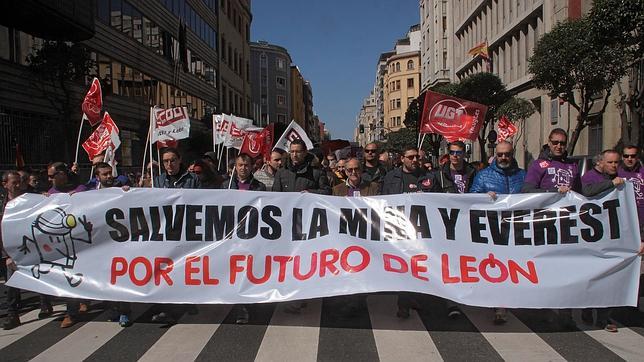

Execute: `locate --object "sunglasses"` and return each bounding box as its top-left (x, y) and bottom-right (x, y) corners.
top-left (496, 152), bottom-right (513, 158)
top-left (404, 155), bottom-right (420, 160)
top-left (623, 154), bottom-right (638, 159)
top-left (345, 167), bottom-right (360, 173)
top-left (549, 140), bottom-right (567, 146)
top-left (364, 149), bottom-right (378, 154)
top-left (449, 150), bottom-right (464, 156)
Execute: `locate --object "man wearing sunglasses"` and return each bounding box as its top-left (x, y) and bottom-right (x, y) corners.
top-left (618, 145), bottom-right (644, 225)
top-left (333, 158), bottom-right (380, 197)
top-left (522, 128), bottom-right (580, 193)
top-left (426, 141), bottom-right (477, 194)
top-left (362, 143), bottom-right (387, 186)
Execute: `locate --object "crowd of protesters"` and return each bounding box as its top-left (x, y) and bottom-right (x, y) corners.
top-left (2, 128), bottom-right (644, 333)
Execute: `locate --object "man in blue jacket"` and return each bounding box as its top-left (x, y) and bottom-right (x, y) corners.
top-left (470, 141), bottom-right (525, 324)
top-left (470, 141), bottom-right (526, 198)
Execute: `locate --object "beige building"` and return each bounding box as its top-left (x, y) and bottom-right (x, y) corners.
top-left (355, 90), bottom-right (377, 146)
top-left (290, 65), bottom-right (306, 128)
top-left (384, 51), bottom-right (421, 132)
top-left (219, 0), bottom-right (252, 117)
top-left (421, 0), bottom-right (621, 166)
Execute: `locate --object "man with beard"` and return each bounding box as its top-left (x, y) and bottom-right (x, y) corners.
top-left (469, 141), bottom-right (525, 324)
top-left (253, 150), bottom-right (284, 190)
top-left (381, 146), bottom-right (432, 318)
top-left (362, 143), bottom-right (387, 186)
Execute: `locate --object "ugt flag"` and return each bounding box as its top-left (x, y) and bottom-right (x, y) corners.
top-left (274, 120), bottom-right (314, 151)
top-left (419, 91), bottom-right (488, 142)
top-left (497, 115), bottom-right (518, 142)
top-left (151, 107), bottom-right (190, 143)
top-left (82, 78), bottom-right (103, 126)
top-left (82, 112), bottom-right (120, 160)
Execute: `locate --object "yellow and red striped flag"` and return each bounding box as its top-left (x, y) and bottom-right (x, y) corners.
top-left (468, 41), bottom-right (489, 59)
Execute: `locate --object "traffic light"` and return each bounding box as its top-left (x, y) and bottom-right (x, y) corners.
top-left (359, 125), bottom-right (364, 133)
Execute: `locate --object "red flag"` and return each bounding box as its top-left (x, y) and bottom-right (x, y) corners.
top-left (261, 124), bottom-right (274, 160)
top-left (82, 112), bottom-right (119, 160)
top-left (82, 78), bottom-right (103, 126)
top-left (496, 115), bottom-right (518, 142)
top-left (15, 142), bottom-right (25, 170)
top-left (156, 139), bottom-right (179, 149)
top-left (419, 91), bottom-right (488, 142)
top-left (240, 130), bottom-right (265, 158)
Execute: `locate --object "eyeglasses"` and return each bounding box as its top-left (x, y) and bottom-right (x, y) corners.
top-left (449, 150), bottom-right (464, 156)
top-left (404, 155), bottom-right (420, 160)
top-left (364, 149), bottom-right (378, 154)
top-left (345, 167), bottom-right (360, 173)
top-left (496, 152), bottom-right (513, 158)
top-left (549, 140), bottom-right (567, 146)
top-left (623, 154), bottom-right (638, 159)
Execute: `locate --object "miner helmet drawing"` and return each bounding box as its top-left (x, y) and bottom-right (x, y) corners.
top-left (19, 207), bottom-right (92, 287)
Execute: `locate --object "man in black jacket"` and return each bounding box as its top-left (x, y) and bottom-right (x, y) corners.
top-left (424, 141), bottom-right (477, 194)
top-left (224, 154), bottom-right (267, 191)
top-left (154, 147), bottom-right (201, 189)
top-left (362, 143), bottom-right (387, 186)
top-left (272, 139), bottom-right (331, 194)
top-left (381, 146), bottom-right (432, 318)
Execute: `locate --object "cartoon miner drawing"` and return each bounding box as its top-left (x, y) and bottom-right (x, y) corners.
top-left (19, 208), bottom-right (92, 287)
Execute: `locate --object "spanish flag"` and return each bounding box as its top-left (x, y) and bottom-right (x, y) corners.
top-left (468, 41), bottom-right (489, 59)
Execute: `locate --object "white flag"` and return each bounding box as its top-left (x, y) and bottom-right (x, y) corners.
top-left (151, 106), bottom-right (191, 143)
top-left (218, 114), bottom-right (261, 149)
top-left (273, 120), bottom-right (314, 151)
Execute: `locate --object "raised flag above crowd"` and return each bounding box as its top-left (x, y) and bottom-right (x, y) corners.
top-left (273, 120), bottom-right (314, 151)
top-left (419, 91), bottom-right (488, 142)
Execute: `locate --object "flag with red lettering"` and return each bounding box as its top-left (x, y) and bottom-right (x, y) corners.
top-left (82, 112), bottom-right (120, 160)
top-left (496, 115), bottom-right (518, 142)
top-left (419, 91), bottom-right (488, 142)
top-left (274, 120), bottom-right (314, 151)
top-left (151, 107), bottom-right (191, 143)
top-left (240, 130), bottom-right (264, 158)
top-left (82, 78), bottom-right (103, 126)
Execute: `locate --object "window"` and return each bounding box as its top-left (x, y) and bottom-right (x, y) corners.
top-left (396, 99), bottom-right (401, 109)
top-left (277, 58), bottom-right (285, 70)
top-left (396, 80), bottom-right (400, 90)
top-left (132, 6), bottom-right (142, 43)
top-left (277, 114), bottom-right (287, 123)
top-left (277, 95), bottom-right (286, 105)
top-left (111, 0), bottom-right (122, 31)
top-left (276, 77), bottom-right (286, 88)
top-left (395, 62), bottom-right (401, 72)
top-left (98, 0), bottom-right (109, 24)
top-left (407, 60), bottom-right (414, 70)
top-left (550, 97), bottom-right (559, 124)
top-left (260, 53), bottom-right (267, 67)
top-left (122, 1), bottom-right (132, 37)
top-left (407, 78), bottom-right (414, 88)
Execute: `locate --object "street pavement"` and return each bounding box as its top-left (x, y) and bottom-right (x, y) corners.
top-left (1, 292), bottom-right (644, 361)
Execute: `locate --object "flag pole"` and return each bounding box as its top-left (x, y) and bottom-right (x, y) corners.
top-left (141, 119), bottom-right (151, 184)
top-left (228, 165), bottom-right (236, 189)
top-left (74, 114), bottom-right (88, 164)
top-left (149, 107), bottom-right (155, 188)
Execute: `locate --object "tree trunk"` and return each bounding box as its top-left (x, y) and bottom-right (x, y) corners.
top-left (567, 113), bottom-right (585, 156)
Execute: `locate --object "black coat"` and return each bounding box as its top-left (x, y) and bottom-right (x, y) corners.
top-left (425, 162), bottom-right (477, 193)
top-left (380, 167), bottom-right (432, 195)
top-left (272, 156), bottom-right (331, 194)
top-left (222, 175), bottom-right (266, 191)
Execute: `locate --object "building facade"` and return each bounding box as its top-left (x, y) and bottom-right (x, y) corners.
top-left (250, 41), bottom-right (292, 126)
top-left (290, 65), bottom-right (306, 128)
top-left (0, 0), bottom-right (222, 168)
top-left (303, 80), bottom-right (317, 142)
top-left (355, 90), bottom-right (376, 146)
top-left (218, 0), bottom-right (252, 118)
top-left (420, 0), bottom-right (453, 89)
top-left (373, 51), bottom-right (395, 141)
top-left (383, 51), bottom-right (421, 133)
top-left (420, 0), bottom-right (623, 166)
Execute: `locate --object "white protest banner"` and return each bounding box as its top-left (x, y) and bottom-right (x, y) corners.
top-left (274, 120), bottom-right (314, 151)
top-left (151, 106), bottom-right (190, 143)
top-left (2, 186), bottom-right (641, 307)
